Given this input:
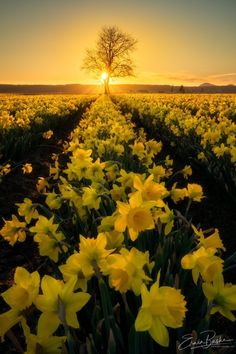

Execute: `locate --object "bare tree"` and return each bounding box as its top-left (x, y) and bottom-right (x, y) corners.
top-left (82, 26), bottom-right (137, 94)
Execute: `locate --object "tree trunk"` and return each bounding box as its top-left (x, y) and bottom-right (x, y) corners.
top-left (104, 78), bottom-right (110, 95)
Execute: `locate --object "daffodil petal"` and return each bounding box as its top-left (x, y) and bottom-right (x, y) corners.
top-left (149, 317), bottom-right (169, 347)
top-left (38, 312), bottom-right (60, 336)
top-left (135, 309), bottom-right (152, 331)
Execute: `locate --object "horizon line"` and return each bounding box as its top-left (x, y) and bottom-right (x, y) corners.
top-left (0, 82), bottom-right (235, 87)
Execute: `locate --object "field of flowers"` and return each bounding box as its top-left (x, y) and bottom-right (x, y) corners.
top-left (114, 94), bottom-right (236, 196)
top-left (0, 94), bottom-right (236, 353)
top-left (0, 94), bottom-right (95, 180)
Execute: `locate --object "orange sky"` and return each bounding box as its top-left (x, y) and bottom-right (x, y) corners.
top-left (0, 0), bottom-right (235, 86)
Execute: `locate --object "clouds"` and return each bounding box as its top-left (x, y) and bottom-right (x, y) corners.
top-left (114, 71), bottom-right (236, 86)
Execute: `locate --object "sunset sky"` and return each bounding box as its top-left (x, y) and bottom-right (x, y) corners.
top-left (0, 0), bottom-right (235, 86)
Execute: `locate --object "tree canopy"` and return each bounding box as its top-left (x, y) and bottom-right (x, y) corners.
top-left (82, 26), bottom-right (137, 94)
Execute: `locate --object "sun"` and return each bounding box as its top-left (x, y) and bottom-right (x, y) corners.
top-left (101, 72), bottom-right (108, 81)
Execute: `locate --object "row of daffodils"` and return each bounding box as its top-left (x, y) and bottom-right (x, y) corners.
top-left (0, 94), bottom-right (94, 171)
top-left (114, 94), bottom-right (236, 195)
top-left (1, 96), bottom-right (236, 353)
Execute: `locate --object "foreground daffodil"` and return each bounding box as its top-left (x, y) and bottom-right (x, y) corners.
top-left (105, 247), bottom-right (153, 295)
top-left (132, 174), bottom-right (168, 205)
top-left (2, 267), bottom-right (40, 311)
top-left (34, 275), bottom-right (90, 336)
top-left (59, 252), bottom-right (92, 291)
top-left (22, 318), bottom-right (66, 354)
top-left (76, 233), bottom-right (114, 277)
top-left (0, 267), bottom-right (40, 341)
top-left (181, 246), bottom-right (223, 284)
top-left (135, 273), bottom-right (187, 347)
top-left (202, 274), bottom-right (236, 321)
top-left (114, 192), bottom-right (155, 241)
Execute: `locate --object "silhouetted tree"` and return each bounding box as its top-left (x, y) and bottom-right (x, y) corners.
top-left (82, 26), bottom-right (137, 94)
top-left (179, 85), bottom-right (185, 93)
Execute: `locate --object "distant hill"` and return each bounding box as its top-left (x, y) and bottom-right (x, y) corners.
top-left (0, 83), bottom-right (236, 94)
top-left (199, 82), bottom-right (216, 87)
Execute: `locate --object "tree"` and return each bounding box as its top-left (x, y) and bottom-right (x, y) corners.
top-left (82, 26), bottom-right (137, 94)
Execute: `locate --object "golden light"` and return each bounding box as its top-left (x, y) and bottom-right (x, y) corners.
top-left (101, 72), bottom-right (108, 81)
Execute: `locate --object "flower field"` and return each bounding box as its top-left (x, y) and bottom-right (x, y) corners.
top-left (114, 94), bottom-right (236, 196)
top-left (0, 94), bottom-right (236, 353)
top-left (0, 94), bottom-right (94, 167)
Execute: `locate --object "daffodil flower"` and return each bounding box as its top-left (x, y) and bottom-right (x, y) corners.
top-left (114, 192), bottom-right (155, 241)
top-left (202, 273), bottom-right (236, 321)
top-left (0, 215), bottom-right (26, 245)
top-left (192, 224), bottom-right (225, 251)
top-left (34, 275), bottom-right (90, 336)
top-left (2, 267), bottom-right (40, 310)
top-left (186, 183), bottom-right (204, 202)
top-left (135, 273), bottom-right (187, 347)
top-left (17, 198), bottom-right (39, 224)
top-left (132, 174), bottom-right (168, 205)
top-left (181, 246), bottom-right (224, 284)
top-left (105, 247), bottom-right (153, 295)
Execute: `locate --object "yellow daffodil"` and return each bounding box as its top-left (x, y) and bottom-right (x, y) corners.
top-left (146, 140), bottom-right (162, 155)
top-left (130, 141), bottom-right (145, 158)
top-left (16, 198), bottom-right (39, 224)
top-left (192, 224), bottom-right (225, 251)
top-left (45, 191), bottom-right (62, 210)
top-left (181, 165), bottom-right (192, 178)
top-left (0, 163), bottom-right (11, 176)
top-left (156, 204), bottom-right (175, 235)
top-left (42, 130), bottom-right (53, 139)
top-left (114, 192), bottom-right (155, 241)
top-left (72, 148), bottom-right (92, 162)
top-left (165, 155), bottom-right (173, 167)
top-left (34, 231), bottom-right (67, 262)
top-left (59, 252), bottom-right (92, 291)
top-left (30, 215), bottom-right (58, 235)
top-left (110, 184), bottom-right (126, 202)
top-left (86, 158), bottom-right (105, 181)
top-left (103, 230), bottom-right (124, 249)
top-left (135, 273), bottom-right (187, 347)
top-left (186, 183), bottom-right (204, 202)
top-left (1, 267), bottom-right (40, 310)
top-left (132, 174), bottom-right (168, 206)
top-left (202, 274), bottom-right (236, 321)
top-left (22, 163), bottom-right (33, 174)
top-left (0, 215), bottom-right (26, 245)
top-left (82, 186), bottom-right (101, 210)
top-left (30, 216), bottom-right (67, 262)
top-left (116, 169), bottom-right (136, 189)
top-left (0, 309), bottom-right (22, 341)
top-left (148, 164), bottom-right (166, 182)
top-left (35, 275), bottom-right (90, 336)
top-left (212, 143), bottom-right (229, 157)
top-left (77, 233), bottom-right (114, 277)
top-left (105, 247), bottom-right (153, 295)
top-left (36, 176), bottom-right (49, 193)
top-left (181, 246), bottom-right (224, 284)
top-left (25, 330), bottom-right (65, 354)
top-left (197, 151), bottom-right (207, 161)
top-left (170, 183), bottom-right (187, 203)
top-left (49, 160), bottom-right (60, 180)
